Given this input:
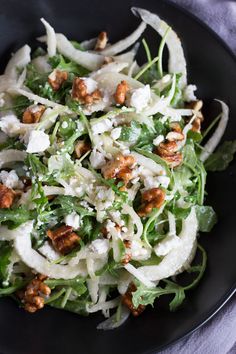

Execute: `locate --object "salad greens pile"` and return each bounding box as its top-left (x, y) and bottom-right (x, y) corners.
top-left (0, 7), bottom-right (235, 329)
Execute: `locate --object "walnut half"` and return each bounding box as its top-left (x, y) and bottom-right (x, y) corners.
top-left (0, 184), bottom-right (15, 208)
top-left (122, 283), bottom-right (145, 316)
top-left (138, 188), bottom-right (165, 217)
top-left (47, 225), bottom-right (80, 255)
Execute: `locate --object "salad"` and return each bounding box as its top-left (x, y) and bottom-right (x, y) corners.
top-left (0, 7), bottom-right (235, 329)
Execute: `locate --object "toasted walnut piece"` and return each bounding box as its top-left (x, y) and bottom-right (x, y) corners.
top-left (124, 240), bottom-right (132, 248)
top-left (95, 31), bottom-right (108, 51)
top-left (101, 223), bottom-right (121, 239)
top-left (0, 184), bottom-right (15, 208)
top-left (114, 80), bottom-right (129, 105)
top-left (21, 274), bottom-right (51, 313)
top-left (48, 69), bottom-right (68, 91)
top-left (122, 283), bottom-right (145, 316)
top-left (156, 141), bottom-right (179, 156)
top-left (138, 188), bottom-right (165, 217)
top-left (121, 253), bottom-right (132, 265)
top-left (166, 131), bottom-right (184, 142)
top-left (155, 141), bottom-right (182, 168)
top-left (169, 122), bottom-right (182, 133)
top-left (186, 100), bottom-right (204, 132)
top-left (75, 140), bottom-right (91, 158)
top-left (47, 225), bottom-right (80, 255)
top-left (22, 104), bottom-right (46, 124)
top-left (72, 77), bottom-right (102, 105)
top-left (102, 153), bottom-right (135, 185)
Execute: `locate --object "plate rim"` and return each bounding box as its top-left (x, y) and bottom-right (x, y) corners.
top-left (147, 0), bottom-right (236, 351)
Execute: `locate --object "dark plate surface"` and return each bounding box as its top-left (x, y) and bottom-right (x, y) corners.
top-left (0, 0), bottom-right (236, 353)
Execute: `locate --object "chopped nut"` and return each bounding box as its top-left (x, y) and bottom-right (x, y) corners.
top-left (95, 31), bottom-right (108, 51)
top-left (122, 283), bottom-right (145, 316)
top-left (155, 141), bottom-right (183, 168)
top-left (114, 80), bottom-right (129, 105)
top-left (75, 140), bottom-right (91, 158)
top-left (123, 240), bottom-right (132, 248)
top-left (21, 274), bottom-right (51, 313)
top-left (138, 188), bottom-right (165, 217)
top-left (0, 184), bottom-right (15, 208)
top-left (121, 253), bottom-right (132, 265)
top-left (72, 77), bottom-right (102, 105)
top-left (47, 225), bottom-right (80, 255)
top-left (22, 104), bottom-right (46, 124)
top-left (166, 131), bottom-right (184, 142)
top-left (101, 223), bottom-right (121, 239)
top-left (48, 69), bottom-right (68, 91)
top-left (101, 153), bottom-right (135, 185)
top-left (186, 100), bottom-right (204, 132)
top-left (19, 176), bottom-right (32, 192)
top-left (169, 122), bottom-right (182, 133)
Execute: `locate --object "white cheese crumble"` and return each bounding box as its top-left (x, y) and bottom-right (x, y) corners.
top-left (0, 114), bottom-right (21, 137)
top-left (130, 85), bottom-right (151, 113)
top-left (153, 134), bottom-right (165, 146)
top-left (154, 235), bottom-right (181, 256)
top-left (110, 127), bottom-right (122, 140)
top-left (0, 170), bottom-right (23, 189)
top-left (91, 118), bottom-right (113, 134)
top-left (61, 121), bottom-right (68, 129)
top-left (0, 93), bottom-right (5, 107)
top-left (157, 176), bottom-right (170, 189)
top-left (131, 240), bottom-right (151, 261)
top-left (26, 130), bottom-right (50, 153)
top-left (89, 148), bottom-right (106, 169)
top-left (143, 175), bottom-right (160, 190)
top-left (183, 84), bottom-right (197, 102)
top-left (89, 239), bottom-right (110, 255)
top-left (81, 77), bottom-right (98, 94)
top-left (64, 212), bottom-right (80, 229)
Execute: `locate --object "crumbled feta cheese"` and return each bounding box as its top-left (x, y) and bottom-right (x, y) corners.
top-left (143, 175), bottom-right (160, 189)
top-left (38, 241), bottom-right (60, 261)
top-left (64, 212), bottom-right (80, 229)
top-left (89, 148), bottom-right (106, 169)
top-left (106, 219), bottom-right (116, 232)
top-left (130, 85), bottom-right (151, 113)
top-left (91, 118), bottom-right (113, 134)
top-left (131, 240), bottom-right (151, 261)
top-left (81, 77), bottom-right (98, 94)
top-left (157, 176), bottom-right (170, 189)
top-left (61, 121), bottom-right (68, 129)
top-left (95, 186), bottom-right (115, 209)
top-left (153, 134), bottom-right (165, 146)
top-left (154, 235), bottom-right (181, 256)
top-left (0, 114), bottom-right (21, 137)
top-left (89, 239), bottom-right (109, 255)
top-left (26, 130), bottom-right (50, 153)
top-left (183, 84), bottom-right (197, 102)
top-left (110, 127), bottom-right (122, 140)
top-left (0, 170), bottom-right (23, 189)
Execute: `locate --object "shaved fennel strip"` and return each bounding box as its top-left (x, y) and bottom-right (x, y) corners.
top-left (132, 7), bottom-right (187, 88)
top-left (200, 100), bottom-right (229, 162)
top-left (124, 263), bottom-right (155, 288)
top-left (100, 21), bottom-right (146, 56)
top-left (40, 18), bottom-right (57, 57)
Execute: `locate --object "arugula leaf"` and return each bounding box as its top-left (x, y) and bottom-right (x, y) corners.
top-left (132, 280), bottom-right (185, 311)
top-left (0, 278), bottom-right (28, 296)
top-left (204, 140), bottom-right (236, 172)
top-left (195, 205), bottom-right (217, 232)
top-left (0, 207), bottom-right (34, 229)
top-left (51, 195), bottom-right (95, 217)
top-left (0, 241), bottom-right (12, 282)
top-left (49, 297), bottom-right (89, 316)
top-left (11, 95), bottom-right (31, 117)
top-left (48, 54), bottom-right (89, 76)
top-left (119, 121), bottom-right (141, 143)
top-left (45, 277), bottom-right (87, 295)
top-left (0, 137), bottom-right (25, 151)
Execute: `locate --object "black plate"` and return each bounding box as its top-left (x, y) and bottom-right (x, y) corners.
top-left (0, 0), bottom-right (236, 353)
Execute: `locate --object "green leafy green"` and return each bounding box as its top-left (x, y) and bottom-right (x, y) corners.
top-left (48, 54), bottom-right (89, 76)
top-left (119, 121), bottom-right (141, 143)
top-left (0, 207), bottom-right (34, 229)
top-left (0, 241), bottom-right (12, 282)
top-left (51, 195), bottom-right (95, 217)
top-left (45, 276), bottom-right (87, 295)
top-left (195, 205), bottom-right (217, 232)
top-left (204, 140), bottom-right (236, 172)
top-left (49, 297), bottom-right (89, 316)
